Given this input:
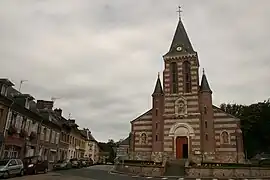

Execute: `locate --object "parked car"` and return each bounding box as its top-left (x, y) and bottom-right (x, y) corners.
top-left (79, 159), bottom-right (87, 167)
top-left (70, 158), bottom-right (80, 168)
top-left (23, 156), bottom-right (48, 174)
top-left (53, 160), bottom-right (72, 170)
top-left (0, 159), bottom-right (24, 178)
top-left (86, 158), bottom-right (93, 166)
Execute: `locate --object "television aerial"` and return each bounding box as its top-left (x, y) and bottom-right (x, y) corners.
top-left (51, 97), bottom-right (61, 102)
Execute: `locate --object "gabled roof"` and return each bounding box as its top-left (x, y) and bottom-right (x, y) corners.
top-left (119, 136), bottom-right (130, 145)
top-left (130, 109), bottom-right (152, 123)
top-left (0, 79), bottom-right (14, 86)
top-left (212, 105), bottom-right (240, 120)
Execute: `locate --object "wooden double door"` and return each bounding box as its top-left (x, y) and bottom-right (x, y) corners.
top-left (176, 136), bottom-right (188, 159)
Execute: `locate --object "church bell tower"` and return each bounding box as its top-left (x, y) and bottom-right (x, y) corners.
top-left (162, 8), bottom-right (202, 161)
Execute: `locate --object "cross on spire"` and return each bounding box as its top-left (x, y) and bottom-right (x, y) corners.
top-left (177, 6), bottom-right (182, 19)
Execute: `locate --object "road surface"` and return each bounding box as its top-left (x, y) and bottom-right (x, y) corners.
top-left (10, 165), bottom-right (267, 180)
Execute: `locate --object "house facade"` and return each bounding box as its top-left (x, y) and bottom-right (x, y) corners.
top-left (67, 119), bottom-right (86, 159)
top-left (0, 79), bottom-right (99, 162)
top-left (129, 18), bottom-right (245, 164)
top-left (82, 128), bottom-right (99, 163)
top-left (0, 79), bottom-right (40, 159)
top-left (116, 136), bottom-right (130, 159)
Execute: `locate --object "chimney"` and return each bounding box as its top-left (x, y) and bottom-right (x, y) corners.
top-left (68, 119), bottom-right (75, 124)
top-left (54, 108), bottom-right (62, 116)
top-left (37, 100), bottom-right (54, 110)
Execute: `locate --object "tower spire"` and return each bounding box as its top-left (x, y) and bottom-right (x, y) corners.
top-left (200, 69), bottom-right (212, 93)
top-left (164, 7), bottom-right (195, 56)
top-left (152, 73), bottom-right (163, 95)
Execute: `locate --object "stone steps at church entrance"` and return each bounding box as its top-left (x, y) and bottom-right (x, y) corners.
top-left (163, 159), bottom-right (188, 177)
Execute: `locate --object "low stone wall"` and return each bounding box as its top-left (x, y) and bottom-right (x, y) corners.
top-left (114, 164), bottom-right (164, 177)
top-left (128, 151), bottom-right (174, 162)
top-left (186, 167), bottom-right (270, 178)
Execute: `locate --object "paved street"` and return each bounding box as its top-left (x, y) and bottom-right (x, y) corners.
top-left (8, 165), bottom-right (269, 180)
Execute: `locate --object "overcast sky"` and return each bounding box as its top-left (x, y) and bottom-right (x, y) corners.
top-left (0, 0), bottom-right (269, 142)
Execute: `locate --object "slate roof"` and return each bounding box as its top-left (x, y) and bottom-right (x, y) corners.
top-left (119, 136), bottom-right (130, 145)
top-left (130, 109), bottom-right (152, 123)
top-left (0, 79), bottom-right (14, 86)
top-left (152, 74), bottom-right (163, 95)
top-left (164, 19), bottom-right (195, 56)
top-left (200, 71), bottom-right (212, 93)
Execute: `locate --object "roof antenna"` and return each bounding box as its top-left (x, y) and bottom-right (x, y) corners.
top-left (158, 72), bottom-right (160, 78)
top-left (202, 68), bottom-right (205, 75)
top-left (177, 6), bottom-right (182, 20)
top-left (19, 80), bottom-right (28, 92)
top-left (51, 97), bottom-right (61, 103)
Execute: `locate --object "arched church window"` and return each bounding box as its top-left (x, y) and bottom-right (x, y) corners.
top-left (220, 131), bottom-right (230, 144)
top-left (141, 133), bottom-right (147, 144)
top-left (170, 62), bottom-right (178, 93)
top-left (183, 61), bottom-right (191, 93)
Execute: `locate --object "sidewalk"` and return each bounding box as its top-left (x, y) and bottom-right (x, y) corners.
top-left (109, 169), bottom-right (270, 180)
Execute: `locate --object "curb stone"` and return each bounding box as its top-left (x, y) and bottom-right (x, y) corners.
top-left (109, 170), bottom-right (270, 179)
top-left (109, 170), bottom-right (184, 179)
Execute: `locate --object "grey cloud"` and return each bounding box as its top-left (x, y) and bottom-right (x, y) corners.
top-left (1, 0), bottom-right (269, 141)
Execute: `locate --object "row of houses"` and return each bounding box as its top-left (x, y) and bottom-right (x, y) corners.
top-left (0, 78), bottom-right (103, 163)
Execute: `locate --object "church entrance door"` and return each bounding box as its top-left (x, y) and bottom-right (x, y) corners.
top-left (176, 136), bottom-right (188, 159)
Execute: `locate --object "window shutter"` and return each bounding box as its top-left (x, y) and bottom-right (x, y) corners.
top-left (5, 111), bottom-right (12, 130)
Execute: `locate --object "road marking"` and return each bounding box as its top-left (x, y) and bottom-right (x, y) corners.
top-left (161, 178), bottom-right (168, 180)
top-left (146, 177), bottom-right (153, 179)
top-left (195, 179), bottom-right (201, 180)
top-left (178, 178), bottom-right (184, 180)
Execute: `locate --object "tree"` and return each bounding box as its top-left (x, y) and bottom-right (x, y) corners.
top-left (220, 100), bottom-right (270, 158)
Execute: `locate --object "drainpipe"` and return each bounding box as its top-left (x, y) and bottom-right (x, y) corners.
top-left (236, 135), bottom-right (239, 163)
top-left (37, 118), bottom-right (44, 157)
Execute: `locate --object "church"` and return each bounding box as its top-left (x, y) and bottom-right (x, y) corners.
top-left (129, 16), bottom-right (245, 164)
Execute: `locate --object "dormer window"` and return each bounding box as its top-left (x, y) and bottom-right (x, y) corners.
top-left (25, 98), bottom-right (30, 109)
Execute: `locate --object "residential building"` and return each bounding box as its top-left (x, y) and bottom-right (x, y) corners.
top-left (67, 119), bottom-right (86, 159)
top-left (97, 142), bottom-right (110, 164)
top-left (82, 128), bottom-right (99, 163)
top-left (116, 136), bottom-right (130, 159)
top-left (0, 79), bottom-right (99, 162)
top-left (54, 108), bottom-right (71, 161)
top-left (0, 79), bottom-right (40, 159)
top-left (36, 100), bottom-right (61, 163)
top-left (129, 17), bottom-right (245, 163)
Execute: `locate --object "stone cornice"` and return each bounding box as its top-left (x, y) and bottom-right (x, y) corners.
top-left (163, 53), bottom-right (198, 61)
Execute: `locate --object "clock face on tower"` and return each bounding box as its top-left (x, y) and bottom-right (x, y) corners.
top-left (176, 46), bottom-right (182, 51)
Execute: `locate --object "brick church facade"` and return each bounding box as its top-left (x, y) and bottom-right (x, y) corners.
top-left (129, 18), bottom-right (245, 163)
